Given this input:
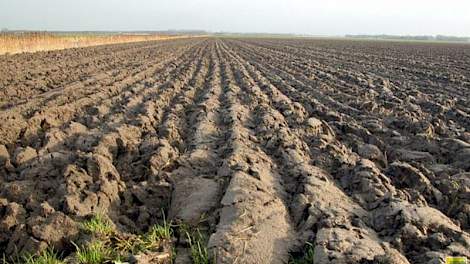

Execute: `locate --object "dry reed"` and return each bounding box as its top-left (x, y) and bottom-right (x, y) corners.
top-left (0, 32), bottom-right (187, 55)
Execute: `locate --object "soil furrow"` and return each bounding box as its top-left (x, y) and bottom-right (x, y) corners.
top-left (206, 40), bottom-right (296, 264)
top-left (219, 39), bottom-right (470, 263)
top-left (0, 41), bottom-right (205, 147)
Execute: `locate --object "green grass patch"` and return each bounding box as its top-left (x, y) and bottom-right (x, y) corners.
top-left (2, 213), bottom-right (176, 264)
top-left (113, 215), bottom-right (174, 254)
top-left (289, 242), bottom-right (315, 264)
top-left (147, 214), bottom-right (173, 241)
top-left (2, 248), bottom-right (63, 264)
top-left (81, 214), bottom-right (113, 237)
top-left (185, 228), bottom-right (211, 264)
top-left (73, 241), bottom-right (115, 264)
top-left (22, 248), bottom-right (63, 264)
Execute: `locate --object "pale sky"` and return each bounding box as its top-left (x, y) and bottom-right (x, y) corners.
top-left (1, 0), bottom-right (469, 36)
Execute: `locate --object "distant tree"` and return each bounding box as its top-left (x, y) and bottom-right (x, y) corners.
top-left (1, 28), bottom-right (8, 32)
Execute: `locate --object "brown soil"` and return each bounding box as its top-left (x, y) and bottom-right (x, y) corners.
top-left (0, 38), bottom-right (469, 263)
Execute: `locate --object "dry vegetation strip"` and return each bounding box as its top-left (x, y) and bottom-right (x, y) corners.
top-left (0, 32), bottom-right (192, 54)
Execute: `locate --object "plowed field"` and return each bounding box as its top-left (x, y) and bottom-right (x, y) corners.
top-left (1, 38), bottom-right (469, 263)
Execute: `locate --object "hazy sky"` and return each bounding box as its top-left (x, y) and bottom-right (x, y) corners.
top-left (1, 0), bottom-right (469, 36)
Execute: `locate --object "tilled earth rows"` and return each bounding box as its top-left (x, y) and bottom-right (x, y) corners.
top-left (0, 38), bottom-right (469, 263)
